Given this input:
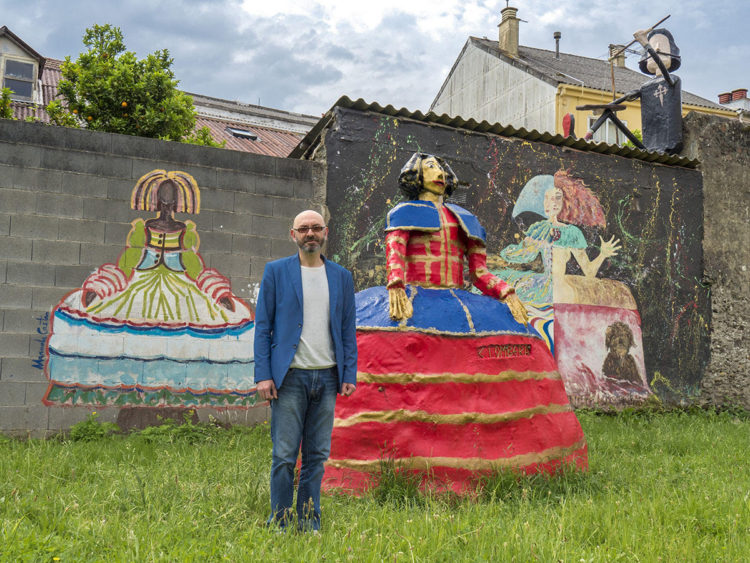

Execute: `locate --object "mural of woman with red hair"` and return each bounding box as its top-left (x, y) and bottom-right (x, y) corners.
top-left (492, 170), bottom-right (619, 351)
top-left (491, 170), bottom-right (651, 406)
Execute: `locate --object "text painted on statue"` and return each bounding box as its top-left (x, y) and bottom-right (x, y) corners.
top-left (477, 343), bottom-right (532, 360)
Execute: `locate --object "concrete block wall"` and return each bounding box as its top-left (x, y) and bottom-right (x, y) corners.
top-left (0, 119), bottom-right (320, 436)
top-left (682, 113), bottom-right (750, 409)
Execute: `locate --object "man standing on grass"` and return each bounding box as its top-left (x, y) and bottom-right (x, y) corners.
top-left (254, 209), bottom-right (357, 532)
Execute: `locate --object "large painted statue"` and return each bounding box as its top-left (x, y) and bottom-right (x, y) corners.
top-left (324, 153), bottom-right (588, 493)
top-left (44, 170), bottom-right (256, 407)
top-left (490, 170), bottom-right (652, 405)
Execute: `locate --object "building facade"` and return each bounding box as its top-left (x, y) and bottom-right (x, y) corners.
top-left (430, 7), bottom-right (735, 142)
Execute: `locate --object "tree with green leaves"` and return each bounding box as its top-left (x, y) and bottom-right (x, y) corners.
top-left (0, 87), bottom-right (13, 119)
top-left (47, 24), bottom-right (222, 146)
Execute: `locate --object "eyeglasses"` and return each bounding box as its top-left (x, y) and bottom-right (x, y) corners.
top-left (292, 225), bottom-right (326, 234)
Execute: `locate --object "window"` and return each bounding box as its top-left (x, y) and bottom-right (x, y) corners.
top-left (588, 116), bottom-right (628, 146)
top-left (226, 126), bottom-right (258, 140)
top-left (2, 57), bottom-right (36, 101)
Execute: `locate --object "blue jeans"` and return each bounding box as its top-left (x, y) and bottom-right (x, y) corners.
top-left (268, 367), bottom-right (338, 531)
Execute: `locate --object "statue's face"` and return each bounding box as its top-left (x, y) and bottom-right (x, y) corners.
top-left (420, 157), bottom-right (447, 196)
top-left (544, 187), bottom-right (564, 219)
top-left (647, 33), bottom-right (672, 74)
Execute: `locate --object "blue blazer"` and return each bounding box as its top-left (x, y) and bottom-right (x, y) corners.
top-left (253, 254), bottom-right (357, 391)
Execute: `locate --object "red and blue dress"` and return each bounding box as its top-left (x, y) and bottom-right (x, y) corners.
top-left (324, 200), bottom-right (588, 493)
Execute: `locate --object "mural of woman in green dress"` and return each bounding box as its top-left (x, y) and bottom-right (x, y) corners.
top-left (85, 170), bottom-right (237, 322)
top-left (44, 170), bottom-right (256, 408)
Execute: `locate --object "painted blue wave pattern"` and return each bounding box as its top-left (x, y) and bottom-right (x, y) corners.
top-left (48, 355), bottom-right (255, 389)
top-left (48, 348), bottom-right (254, 365)
top-left (54, 308), bottom-right (254, 338)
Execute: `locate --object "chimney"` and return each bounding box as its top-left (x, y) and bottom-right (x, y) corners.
top-left (731, 88), bottom-right (748, 101)
top-left (718, 92), bottom-right (732, 104)
top-left (609, 44), bottom-right (626, 67)
top-left (554, 31), bottom-right (561, 59)
top-left (498, 5), bottom-right (520, 58)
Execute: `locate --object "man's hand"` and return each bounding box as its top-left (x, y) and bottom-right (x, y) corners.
top-left (340, 383), bottom-right (356, 397)
top-left (257, 380), bottom-right (278, 401)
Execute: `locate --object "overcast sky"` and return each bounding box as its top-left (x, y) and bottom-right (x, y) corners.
top-left (2, 0), bottom-right (748, 116)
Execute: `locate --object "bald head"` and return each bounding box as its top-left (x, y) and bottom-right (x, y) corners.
top-left (292, 210), bottom-right (325, 229)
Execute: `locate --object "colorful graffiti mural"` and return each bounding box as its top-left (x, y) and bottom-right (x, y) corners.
top-left (324, 153), bottom-right (587, 493)
top-left (324, 107), bottom-right (709, 406)
top-left (44, 170), bottom-right (256, 407)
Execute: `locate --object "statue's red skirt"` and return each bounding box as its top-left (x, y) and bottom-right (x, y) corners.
top-left (323, 286), bottom-right (588, 494)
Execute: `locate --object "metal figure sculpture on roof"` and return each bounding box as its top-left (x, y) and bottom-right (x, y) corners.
top-left (628, 27), bottom-right (683, 153)
top-left (581, 22), bottom-right (684, 154)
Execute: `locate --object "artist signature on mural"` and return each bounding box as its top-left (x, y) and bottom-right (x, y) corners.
top-left (32, 312), bottom-right (49, 370)
top-left (477, 343), bottom-right (532, 360)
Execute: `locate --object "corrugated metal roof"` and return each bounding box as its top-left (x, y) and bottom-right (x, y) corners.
top-left (290, 96), bottom-right (699, 168)
top-left (190, 92), bottom-right (319, 134)
top-left (196, 116), bottom-right (304, 157)
top-left (471, 38), bottom-right (726, 111)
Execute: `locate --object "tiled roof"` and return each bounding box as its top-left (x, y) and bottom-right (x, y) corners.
top-left (40, 58), bottom-right (63, 104)
top-left (468, 38), bottom-right (726, 111)
top-left (9, 58), bottom-right (312, 156)
top-left (290, 96), bottom-right (699, 169)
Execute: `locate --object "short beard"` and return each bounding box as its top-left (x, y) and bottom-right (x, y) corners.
top-left (297, 237), bottom-right (323, 253)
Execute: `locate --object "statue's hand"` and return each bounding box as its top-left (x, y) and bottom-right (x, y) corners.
top-left (633, 29), bottom-right (649, 47)
top-left (503, 292), bottom-right (529, 326)
top-left (388, 287), bottom-right (413, 321)
top-left (599, 235), bottom-right (621, 259)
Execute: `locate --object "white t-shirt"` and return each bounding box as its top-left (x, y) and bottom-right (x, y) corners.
top-left (290, 265), bottom-right (336, 369)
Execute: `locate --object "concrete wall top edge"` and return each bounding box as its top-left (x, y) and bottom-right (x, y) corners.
top-left (0, 118), bottom-right (313, 179)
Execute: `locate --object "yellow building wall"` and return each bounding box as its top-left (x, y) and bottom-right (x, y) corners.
top-left (555, 84), bottom-right (735, 140)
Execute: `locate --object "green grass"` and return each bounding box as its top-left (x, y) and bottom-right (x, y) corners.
top-left (1, 410), bottom-right (748, 562)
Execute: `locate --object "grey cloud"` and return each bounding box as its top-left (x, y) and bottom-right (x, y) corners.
top-left (1, 0), bottom-right (747, 114)
top-left (326, 45), bottom-right (355, 61)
